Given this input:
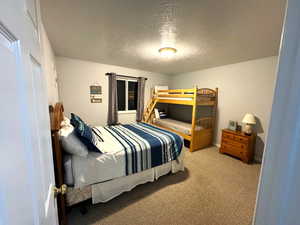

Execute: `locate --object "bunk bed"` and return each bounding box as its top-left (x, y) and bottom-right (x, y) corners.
top-left (143, 87), bottom-right (218, 152)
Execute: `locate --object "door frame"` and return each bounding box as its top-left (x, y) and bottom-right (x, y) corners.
top-left (253, 0), bottom-right (300, 224)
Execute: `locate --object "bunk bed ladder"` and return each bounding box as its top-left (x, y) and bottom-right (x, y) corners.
top-left (143, 96), bottom-right (158, 123)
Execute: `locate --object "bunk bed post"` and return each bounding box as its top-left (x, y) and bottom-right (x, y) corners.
top-left (211, 87), bottom-right (218, 145)
top-left (190, 87), bottom-right (198, 152)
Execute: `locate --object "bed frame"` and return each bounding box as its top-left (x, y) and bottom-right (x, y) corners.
top-left (143, 87), bottom-right (218, 152)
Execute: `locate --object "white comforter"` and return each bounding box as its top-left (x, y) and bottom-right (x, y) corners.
top-left (72, 151), bottom-right (125, 188)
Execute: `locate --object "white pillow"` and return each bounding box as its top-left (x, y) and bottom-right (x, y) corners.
top-left (154, 108), bottom-right (160, 119)
top-left (61, 116), bottom-right (71, 127)
top-left (59, 124), bottom-right (89, 158)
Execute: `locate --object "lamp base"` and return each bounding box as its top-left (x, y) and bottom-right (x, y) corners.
top-left (244, 124), bottom-right (252, 135)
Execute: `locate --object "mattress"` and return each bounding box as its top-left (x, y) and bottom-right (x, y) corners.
top-left (154, 118), bottom-right (203, 135)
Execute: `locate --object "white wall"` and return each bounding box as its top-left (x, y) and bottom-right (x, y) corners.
top-left (41, 23), bottom-right (59, 105)
top-left (170, 56), bottom-right (278, 162)
top-left (56, 55), bottom-right (277, 161)
top-left (56, 57), bottom-right (170, 126)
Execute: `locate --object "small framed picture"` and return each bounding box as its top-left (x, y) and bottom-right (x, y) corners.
top-left (90, 85), bottom-right (102, 95)
top-left (236, 124), bottom-right (242, 132)
top-left (228, 120), bottom-right (237, 131)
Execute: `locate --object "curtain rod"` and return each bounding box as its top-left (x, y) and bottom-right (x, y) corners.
top-left (105, 72), bottom-right (148, 80)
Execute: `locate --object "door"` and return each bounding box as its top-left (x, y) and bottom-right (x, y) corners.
top-left (253, 0), bottom-right (300, 224)
top-left (0, 0), bottom-right (58, 225)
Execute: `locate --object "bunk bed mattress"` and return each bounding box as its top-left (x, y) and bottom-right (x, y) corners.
top-left (155, 118), bottom-right (203, 135)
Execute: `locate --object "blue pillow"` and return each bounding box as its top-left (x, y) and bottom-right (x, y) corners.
top-left (70, 113), bottom-right (101, 153)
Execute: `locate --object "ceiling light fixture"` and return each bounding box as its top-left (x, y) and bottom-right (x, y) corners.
top-left (158, 47), bottom-right (177, 57)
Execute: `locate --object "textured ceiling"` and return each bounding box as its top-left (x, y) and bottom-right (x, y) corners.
top-left (40, 0), bottom-right (286, 75)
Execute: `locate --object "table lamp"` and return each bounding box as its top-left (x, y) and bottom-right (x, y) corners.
top-left (242, 113), bottom-right (256, 135)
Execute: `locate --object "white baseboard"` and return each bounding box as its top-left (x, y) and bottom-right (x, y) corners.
top-left (214, 143), bottom-right (221, 148)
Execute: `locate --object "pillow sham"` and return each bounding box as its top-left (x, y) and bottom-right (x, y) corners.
top-left (59, 124), bottom-right (89, 157)
top-left (70, 113), bottom-right (101, 153)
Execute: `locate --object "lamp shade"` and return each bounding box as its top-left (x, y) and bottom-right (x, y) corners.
top-left (242, 113), bottom-right (256, 124)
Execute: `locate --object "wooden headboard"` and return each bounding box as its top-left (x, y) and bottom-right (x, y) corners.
top-left (49, 103), bottom-right (67, 225)
top-left (49, 103), bottom-right (64, 131)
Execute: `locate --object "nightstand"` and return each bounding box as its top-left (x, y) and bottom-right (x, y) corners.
top-left (219, 129), bottom-right (256, 163)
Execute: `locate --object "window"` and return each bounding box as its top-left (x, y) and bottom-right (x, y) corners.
top-left (117, 79), bottom-right (138, 112)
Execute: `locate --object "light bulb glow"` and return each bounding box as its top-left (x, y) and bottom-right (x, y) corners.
top-left (158, 47), bottom-right (177, 57)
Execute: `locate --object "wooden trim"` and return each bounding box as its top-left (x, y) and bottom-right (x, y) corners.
top-left (156, 88), bottom-right (217, 106)
top-left (191, 129), bottom-right (213, 151)
top-left (157, 94), bottom-right (194, 98)
top-left (197, 88), bottom-right (217, 96)
top-left (196, 101), bottom-right (215, 106)
top-left (157, 99), bottom-right (194, 105)
top-left (49, 103), bottom-right (67, 225)
top-left (196, 117), bottom-right (213, 129)
top-left (157, 88), bottom-right (195, 93)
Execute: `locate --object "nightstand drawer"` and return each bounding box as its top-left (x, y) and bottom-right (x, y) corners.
top-left (233, 135), bottom-right (248, 144)
top-left (222, 138), bottom-right (247, 150)
top-left (222, 132), bottom-right (235, 140)
top-left (223, 132), bottom-right (248, 144)
top-left (221, 143), bottom-right (244, 158)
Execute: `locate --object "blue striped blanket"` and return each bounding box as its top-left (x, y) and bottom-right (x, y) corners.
top-left (93, 123), bottom-right (183, 176)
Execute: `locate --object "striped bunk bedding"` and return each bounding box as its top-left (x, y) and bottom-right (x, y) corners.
top-left (96, 122), bottom-right (183, 176)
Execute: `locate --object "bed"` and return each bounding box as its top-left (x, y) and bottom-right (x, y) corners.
top-left (63, 123), bottom-right (185, 205)
top-left (144, 87), bottom-right (218, 152)
top-left (49, 103), bottom-right (185, 224)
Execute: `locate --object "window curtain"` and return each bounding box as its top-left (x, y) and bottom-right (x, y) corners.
top-left (136, 77), bottom-right (146, 122)
top-left (107, 73), bottom-right (118, 125)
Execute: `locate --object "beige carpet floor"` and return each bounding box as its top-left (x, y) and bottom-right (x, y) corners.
top-left (68, 147), bottom-right (261, 225)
